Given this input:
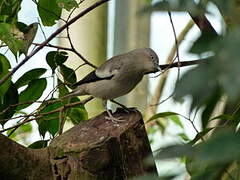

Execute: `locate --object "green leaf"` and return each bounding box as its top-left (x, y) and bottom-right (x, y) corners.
top-left (19, 23), bottom-right (38, 55)
top-left (147, 112), bottom-right (179, 123)
top-left (155, 144), bottom-right (194, 160)
top-left (17, 78), bottom-right (47, 110)
top-left (211, 114), bottom-right (234, 121)
top-left (190, 31), bottom-right (219, 54)
top-left (46, 51), bottom-right (68, 72)
top-left (7, 122), bottom-right (32, 139)
top-left (58, 79), bottom-right (69, 96)
top-left (0, 23), bottom-right (24, 56)
top-left (213, 29), bottom-right (240, 101)
top-left (201, 88), bottom-right (222, 129)
top-left (38, 0), bottom-right (62, 26)
top-left (0, 82), bottom-right (19, 125)
top-left (174, 59), bottom-right (218, 111)
top-left (15, 68), bottom-right (47, 88)
top-left (58, 81), bottom-right (88, 124)
top-left (68, 107), bottom-right (88, 124)
top-left (28, 140), bottom-right (49, 149)
top-left (56, 0), bottom-right (79, 11)
top-left (37, 99), bottom-right (62, 137)
top-left (0, 54), bottom-right (11, 99)
top-left (178, 133), bottom-right (190, 141)
top-left (60, 64), bottom-right (76, 84)
top-left (168, 114), bottom-right (183, 128)
top-left (189, 128), bottom-right (214, 145)
top-left (0, 0), bottom-right (22, 22)
top-left (196, 129), bottom-right (240, 165)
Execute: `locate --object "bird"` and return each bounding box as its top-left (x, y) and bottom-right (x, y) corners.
top-left (66, 48), bottom-right (161, 123)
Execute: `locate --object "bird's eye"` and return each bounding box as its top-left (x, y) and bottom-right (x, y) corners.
top-left (150, 55), bottom-right (154, 60)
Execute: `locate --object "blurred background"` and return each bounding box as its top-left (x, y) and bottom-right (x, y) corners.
top-left (2, 0), bottom-right (223, 179)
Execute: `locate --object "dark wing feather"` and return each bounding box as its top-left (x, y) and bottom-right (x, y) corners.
top-left (71, 70), bottom-right (114, 88)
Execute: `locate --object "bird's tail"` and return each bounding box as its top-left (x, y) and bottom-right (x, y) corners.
top-left (61, 87), bottom-right (87, 100)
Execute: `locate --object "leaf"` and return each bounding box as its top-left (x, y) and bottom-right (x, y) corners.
top-left (37, 99), bottom-right (63, 137)
top-left (174, 59), bottom-right (218, 111)
top-left (60, 64), bottom-right (76, 84)
top-left (0, 82), bottom-right (19, 125)
top-left (0, 23), bottom-right (24, 56)
top-left (147, 112), bottom-right (179, 123)
top-left (7, 122), bottom-right (32, 139)
top-left (17, 78), bottom-right (47, 110)
top-left (211, 114), bottom-right (234, 121)
top-left (19, 23), bottom-right (38, 55)
top-left (189, 128), bottom-right (214, 145)
top-left (28, 140), bottom-right (49, 149)
top-left (212, 29), bottom-right (240, 101)
top-left (46, 51), bottom-right (68, 72)
top-left (38, 0), bottom-right (62, 26)
top-left (0, 0), bottom-right (22, 22)
top-left (56, 0), bottom-right (79, 11)
top-left (168, 114), bottom-right (183, 128)
top-left (15, 68), bottom-right (47, 88)
top-left (178, 133), bottom-right (190, 141)
top-left (190, 31), bottom-right (219, 54)
top-left (196, 129), bottom-right (240, 165)
top-left (57, 80), bottom-right (88, 124)
top-left (0, 54), bottom-right (11, 99)
top-left (201, 87), bottom-right (222, 129)
top-left (155, 144), bottom-right (194, 160)
top-left (68, 107), bottom-right (88, 124)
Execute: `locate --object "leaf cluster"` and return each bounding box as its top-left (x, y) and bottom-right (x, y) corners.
top-left (146, 0), bottom-right (240, 179)
top-left (0, 0), bottom-right (88, 142)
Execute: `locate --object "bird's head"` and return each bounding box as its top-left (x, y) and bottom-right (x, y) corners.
top-left (132, 48), bottom-right (161, 74)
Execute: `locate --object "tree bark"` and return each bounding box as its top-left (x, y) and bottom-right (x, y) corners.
top-left (0, 109), bottom-right (157, 179)
top-left (0, 134), bottom-right (52, 180)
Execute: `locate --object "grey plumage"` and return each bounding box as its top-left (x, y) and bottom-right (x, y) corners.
top-left (66, 48), bottom-right (160, 122)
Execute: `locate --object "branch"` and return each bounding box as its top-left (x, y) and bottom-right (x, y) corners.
top-left (0, 96), bottom-right (94, 133)
top-left (190, 14), bottom-right (218, 35)
top-left (33, 43), bottom-right (97, 68)
top-left (0, 134), bottom-right (52, 179)
top-left (0, 0), bottom-right (109, 85)
top-left (145, 20), bottom-right (195, 124)
top-left (159, 58), bottom-right (205, 70)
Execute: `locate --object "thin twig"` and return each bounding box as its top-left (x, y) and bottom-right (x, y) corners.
top-left (0, 96), bottom-right (94, 133)
top-left (144, 20), bottom-right (195, 124)
top-left (0, 0), bottom-right (109, 86)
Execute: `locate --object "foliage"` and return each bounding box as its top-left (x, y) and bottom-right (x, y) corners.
top-left (1, 0), bottom-right (240, 179)
top-left (145, 0), bottom-right (240, 179)
top-left (0, 0), bottom-right (88, 141)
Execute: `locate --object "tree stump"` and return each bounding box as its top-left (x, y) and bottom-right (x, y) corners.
top-left (0, 109), bottom-right (157, 180)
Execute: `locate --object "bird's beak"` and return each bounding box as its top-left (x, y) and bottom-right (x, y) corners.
top-left (156, 64), bottom-right (161, 71)
top-left (144, 64), bottom-right (161, 74)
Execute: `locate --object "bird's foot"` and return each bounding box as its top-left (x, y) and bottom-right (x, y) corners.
top-left (105, 109), bottom-right (126, 123)
top-left (105, 115), bottom-right (126, 123)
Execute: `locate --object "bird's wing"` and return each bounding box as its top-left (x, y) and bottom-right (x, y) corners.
top-left (71, 70), bottom-right (114, 88)
top-left (95, 56), bottom-right (124, 78)
top-left (71, 55), bottom-right (124, 88)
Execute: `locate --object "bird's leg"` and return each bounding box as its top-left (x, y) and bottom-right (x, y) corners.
top-left (102, 100), bottom-right (126, 123)
top-left (110, 99), bottom-right (137, 113)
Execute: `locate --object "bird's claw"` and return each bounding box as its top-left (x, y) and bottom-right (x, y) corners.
top-left (105, 116), bottom-right (126, 123)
